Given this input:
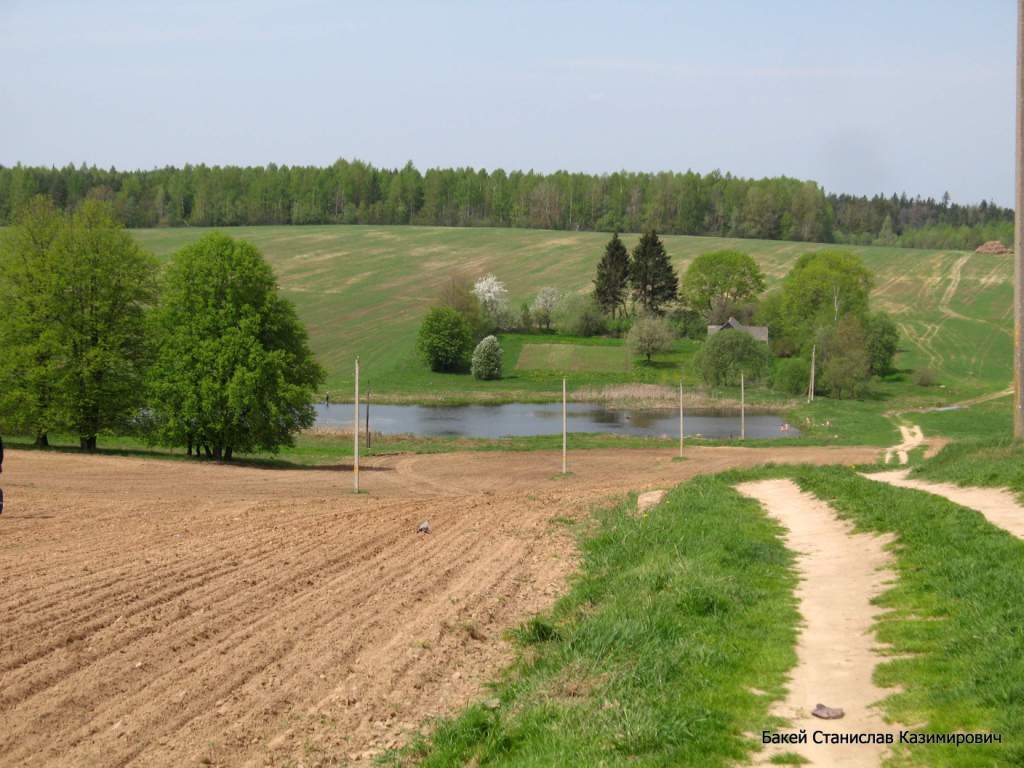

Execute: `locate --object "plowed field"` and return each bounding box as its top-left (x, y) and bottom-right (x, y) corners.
top-left (0, 444), bottom-right (877, 766)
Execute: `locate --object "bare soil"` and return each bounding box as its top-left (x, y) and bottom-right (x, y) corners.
top-left (0, 444), bottom-right (877, 767)
top-left (737, 479), bottom-right (898, 767)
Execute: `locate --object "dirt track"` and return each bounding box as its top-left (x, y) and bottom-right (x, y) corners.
top-left (0, 444), bottom-right (877, 766)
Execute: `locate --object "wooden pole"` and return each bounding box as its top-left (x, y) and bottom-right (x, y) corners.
top-left (365, 389), bottom-right (371, 450)
top-left (1015, 0), bottom-right (1024, 439)
top-left (740, 372), bottom-right (746, 440)
top-left (808, 344), bottom-right (816, 403)
top-left (678, 380), bottom-right (684, 457)
top-left (353, 358), bottom-right (360, 493)
top-left (562, 378), bottom-right (568, 474)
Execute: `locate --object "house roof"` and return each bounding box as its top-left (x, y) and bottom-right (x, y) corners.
top-left (707, 316), bottom-right (769, 342)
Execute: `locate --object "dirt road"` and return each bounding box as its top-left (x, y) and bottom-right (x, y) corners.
top-left (0, 444), bottom-right (877, 766)
top-left (738, 480), bottom-right (897, 767)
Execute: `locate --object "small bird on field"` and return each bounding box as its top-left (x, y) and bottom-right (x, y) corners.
top-left (417, 520), bottom-right (431, 534)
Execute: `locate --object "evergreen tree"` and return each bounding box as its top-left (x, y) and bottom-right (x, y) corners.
top-left (629, 230), bottom-right (678, 314)
top-left (593, 232), bottom-right (629, 317)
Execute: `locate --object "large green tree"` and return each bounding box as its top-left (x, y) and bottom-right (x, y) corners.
top-left (54, 200), bottom-right (158, 449)
top-left (148, 232), bottom-right (324, 459)
top-left (680, 250), bottom-right (765, 319)
top-left (629, 230), bottom-right (678, 314)
top-left (0, 196), bottom-right (62, 444)
top-left (593, 232), bottom-right (630, 317)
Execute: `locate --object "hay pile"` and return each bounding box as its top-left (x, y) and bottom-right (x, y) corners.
top-left (975, 240), bottom-right (1010, 254)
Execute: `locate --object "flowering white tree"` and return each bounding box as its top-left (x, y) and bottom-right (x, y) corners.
top-left (473, 274), bottom-right (511, 330)
top-left (531, 287), bottom-right (560, 330)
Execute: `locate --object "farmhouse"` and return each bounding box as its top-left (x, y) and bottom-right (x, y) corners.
top-left (707, 316), bottom-right (769, 342)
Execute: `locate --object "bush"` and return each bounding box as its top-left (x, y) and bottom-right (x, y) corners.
top-left (605, 315), bottom-right (633, 338)
top-left (698, 329), bottom-right (772, 387)
top-left (627, 314), bottom-right (674, 362)
top-left (667, 307), bottom-right (706, 340)
top-left (865, 311), bottom-right (900, 375)
top-left (554, 294), bottom-right (607, 337)
top-left (531, 287), bottom-right (560, 331)
top-left (913, 367), bottom-right (938, 387)
top-left (471, 335), bottom-right (503, 380)
top-left (417, 307), bottom-right (474, 372)
top-left (773, 357), bottom-right (810, 395)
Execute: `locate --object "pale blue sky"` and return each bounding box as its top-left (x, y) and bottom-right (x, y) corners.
top-left (1, 0), bottom-right (1017, 204)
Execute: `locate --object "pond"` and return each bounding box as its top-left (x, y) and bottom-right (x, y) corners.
top-left (313, 403), bottom-right (798, 440)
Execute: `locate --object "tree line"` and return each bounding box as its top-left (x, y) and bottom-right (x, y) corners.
top-left (0, 197), bottom-right (323, 456)
top-left (0, 161), bottom-right (1011, 250)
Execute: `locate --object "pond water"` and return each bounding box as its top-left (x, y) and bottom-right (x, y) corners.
top-left (313, 403), bottom-right (798, 440)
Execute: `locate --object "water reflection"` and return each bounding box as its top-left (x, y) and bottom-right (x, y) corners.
top-left (314, 402), bottom-right (797, 440)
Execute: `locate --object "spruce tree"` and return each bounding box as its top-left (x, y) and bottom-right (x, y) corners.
top-left (593, 232), bottom-right (630, 317)
top-left (629, 230), bottom-right (678, 314)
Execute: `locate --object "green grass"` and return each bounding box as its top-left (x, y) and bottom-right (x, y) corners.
top-left (515, 342), bottom-right (631, 374)
top-left (383, 475), bottom-right (800, 767)
top-left (128, 225), bottom-right (1014, 412)
top-left (911, 437), bottom-right (1024, 499)
top-left (792, 466), bottom-right (1024, 766)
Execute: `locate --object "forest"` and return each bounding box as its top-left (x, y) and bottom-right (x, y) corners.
top-left (0, 160), bottom-right (1012, 250)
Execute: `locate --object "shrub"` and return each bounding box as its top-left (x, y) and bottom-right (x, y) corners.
top-left (667, 307), bottom-right (706, 340)
top-left (554, 294), bottom-right (607, 337)
top-left (605, 315), bottom-right (633, 338)
top-left (913, 367), bottom-right (938, 387)
top-left (773, 357), bottom-right (811, 395)
top-left (531, 287), bottom-right (560, 331)
top-left (417, 307), bottom-right (473, 372)
top-left (698, 329), bottom-right (772, 387)
top-left (627, 314), bottom-right (674, 362)
top-left (471, 335), bottom-right (503, 380)
top-left (864, 311), bottom-right (900, 375)
top-left (518, 302), bottom-right (533, 332)
top-left (473, 274), bottom-right (511, 331)
top-left (438, 274), bottom-right (488, 338)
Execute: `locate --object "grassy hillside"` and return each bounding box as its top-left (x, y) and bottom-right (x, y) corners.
top-left (133, 226), bottom-right (1014, 407)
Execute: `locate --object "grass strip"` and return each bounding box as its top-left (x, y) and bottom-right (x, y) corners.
top-left (910, 437), bottom-right (1024, 499)
top-left (383, 475), bottom-right (799, 767)
top-left (791, 465), bottom-right (1024, 766)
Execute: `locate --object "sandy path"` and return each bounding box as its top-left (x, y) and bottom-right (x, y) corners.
top-left (0, 444), bottom-right (878, 767)
top-left (737, 480), bottom-right (897, 767)
top-left (868, 469), bottom-right (1024, 539)
top-left (884, 424), bottom-right (924, 465)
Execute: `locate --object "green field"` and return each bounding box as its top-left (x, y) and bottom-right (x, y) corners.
top-left (130, 226), bottom-right (1016, 412)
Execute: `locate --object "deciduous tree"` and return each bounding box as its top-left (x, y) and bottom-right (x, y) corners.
top-left (680, 250), bottom-right (765, 319)
top-left (148, 232), bottom-right (323, 459)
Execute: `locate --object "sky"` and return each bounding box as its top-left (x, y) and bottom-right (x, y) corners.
top-left (0, 0), bottom-right (1017, 205)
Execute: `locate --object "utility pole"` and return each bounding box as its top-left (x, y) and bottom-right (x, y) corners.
top-left (1015, 0), bottom-right (1024, 439)
top-left (562, 378), bottom-right (568, 474)
top-left (353, 358), bottom-right (360, 493)
top-left (740, 373), bottom-right (746, 441)
top-left (808, 344), bottom-right (816, 403)
top-left (678, 380), bottom-right (685, 458)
